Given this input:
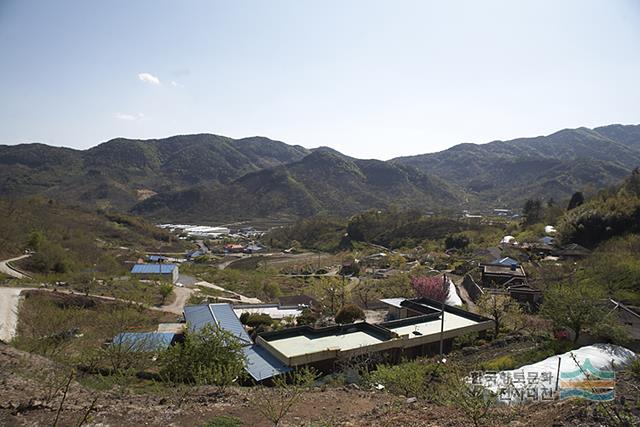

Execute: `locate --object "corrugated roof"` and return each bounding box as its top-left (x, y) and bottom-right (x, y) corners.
top-left (112, 332), bottom-right (175, 351)
top-left (131, 264), bottom-right (177, 274)
top-left (184, 304), bottom-right (216, 331)
top-left (243, 345), bottom-right (292, 381)
top-left (183, 303), bottom-right (252, 344)
top-left (210, 303), bottom-right (252, 344)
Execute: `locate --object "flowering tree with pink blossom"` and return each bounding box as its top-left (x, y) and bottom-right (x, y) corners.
top-left (410, 275), bottom-right (449, 302)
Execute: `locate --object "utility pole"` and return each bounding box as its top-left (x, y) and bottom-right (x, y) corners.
top-left (439, 273), bottom-right (447, 358)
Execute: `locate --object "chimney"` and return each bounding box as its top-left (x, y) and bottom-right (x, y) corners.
top-left (510, 264), bottom-right (517, 271)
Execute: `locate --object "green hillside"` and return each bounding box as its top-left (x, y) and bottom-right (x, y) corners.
top-left (0, 197), bottom-right (185, 276)
top-left (0, 134), bottom-right (309, 211)
top-left (132, 150), bottom-right (466, 221)
top-left (393, 124), bottom-right (640, 208)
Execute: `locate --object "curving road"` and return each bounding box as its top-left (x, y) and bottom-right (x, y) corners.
top-left (0, 255), bottom-right (30, 279)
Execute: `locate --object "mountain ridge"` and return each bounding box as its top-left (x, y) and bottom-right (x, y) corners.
top-left (1, 124), bottom-right (639, 221)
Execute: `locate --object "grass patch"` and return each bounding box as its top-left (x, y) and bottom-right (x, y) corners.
top-left (201, 415), bottom-right (243, 427)
top-left (13, 290), bottom-right (174, 363)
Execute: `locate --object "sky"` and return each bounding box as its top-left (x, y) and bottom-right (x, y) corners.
top-left (1, 0), bottom-right (639, 160)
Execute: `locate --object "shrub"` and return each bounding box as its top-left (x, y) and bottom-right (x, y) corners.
top-left (334, 304), bottom-right (365, 324)
top-left (296, 308), bottom-right (319, 326)
top-left (367, 361), bottom-right (442, 398)
top-left (158, 283), bottom-right (174, 304)
top-left (479, 355), bottom-right (516, 371)
top-left (436, 365), bottom-right (497, 427)
top-left (244, 313), bottom-right (273, 328)
top-left (159, 325), bottom-right (245, 387)
top-left (239, 312), bottom-right (250, 325)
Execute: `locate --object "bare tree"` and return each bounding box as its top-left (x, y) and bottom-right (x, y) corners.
top-left (251, 368), bottom-right (317, 426)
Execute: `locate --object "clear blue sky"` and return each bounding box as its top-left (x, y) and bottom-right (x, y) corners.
top-left (1, 0), bottom-right (639, 159)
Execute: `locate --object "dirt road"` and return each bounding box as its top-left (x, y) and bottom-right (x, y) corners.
top-left (195, 280), bottom-right (262, 304)
top-left (159, 286), bottom-right (194, 314)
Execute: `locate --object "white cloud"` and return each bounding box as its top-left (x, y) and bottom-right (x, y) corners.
top-left (138, 72), bottom-right (161, 85)
top-left (114, 112), bottom-right (144, 121)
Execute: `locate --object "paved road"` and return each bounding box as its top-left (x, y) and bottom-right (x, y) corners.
top-left (0, 255), bottom-right (30, 279)
top-left (0, 287), bottom-right (31, 342)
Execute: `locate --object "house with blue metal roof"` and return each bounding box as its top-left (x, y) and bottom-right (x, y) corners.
top-left (184, 303), bottom-right (291, 381)
top-left (182, 300), bottom-right (493, 382)
top-left (184, 303), bottom-right (252, 344)
top-left (112, 332), bottom-right (177, 352)
top-left (130, 263), bottom-right (179, 283)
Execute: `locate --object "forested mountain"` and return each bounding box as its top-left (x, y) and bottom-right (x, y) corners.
top-left (1, 124), bottom-right (639, 222)
top-left (393, 124), bottom-right (640, 207)
top-left (132, 150), bottom-right (465, 221)
top-left (0, 134), bottom-right (309, 211)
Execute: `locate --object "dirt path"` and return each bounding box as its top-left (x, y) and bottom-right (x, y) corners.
top-left (0, 287), bottom-right (31, 342)
top-left (195, 280), bottom-right (262, 304)
top-left (0, 255), bottom-right (31, 279)
top-left (159, 286), bottom-right (194, 314)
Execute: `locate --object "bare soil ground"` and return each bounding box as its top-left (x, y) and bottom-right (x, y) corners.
top-left (1, 342), bottom-right (638, 427)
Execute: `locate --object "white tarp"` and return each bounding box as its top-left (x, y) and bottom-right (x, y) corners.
top-left (474, 344), bottom-right (637, 403)
top-left (501, 235), bottom-right (518, 245)
top-left (446, 279), bottom-right (463, 306)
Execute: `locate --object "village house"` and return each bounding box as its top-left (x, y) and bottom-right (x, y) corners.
top-left (180, 299), bottom-right (493, 381)
top-left (552, 243), bottom-right (591, 260)
top-left (130, 263), bottom-right (179, 283)
top-left (480, 262), bottom-right (526, 288)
